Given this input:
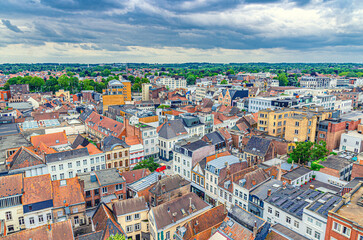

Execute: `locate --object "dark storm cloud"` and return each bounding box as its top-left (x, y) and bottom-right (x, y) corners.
top-left (1, 19), bottom-right (23, 33)
top-left (0, 0), bottom-right (362, 56)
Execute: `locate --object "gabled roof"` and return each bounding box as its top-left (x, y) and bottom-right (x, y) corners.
top-left (244, 136), bottom-right (272, 157)
top-left (177, 204), bottom-right (227, 240)
top-left (0, 174), bottom-right (23, 198)
top-left (125, 136), bottom-right (141, 146)
top-left (151, 192), bottom-right (210, 230)
top-left (149, 175), bottom-right (190, 196)
top-left (85, 112), bottom-right (125, 138)
top-left (113, 197), bottom-right (148, 216)
top-left (23, 174), bottom-right (52, 205)
top-left (52, 177), bottom-right (85, 208)
top-left (2, 219), bottom-right (74, 240)
top-left (203, 131), bottom-right (224, 145)
top-left (101, 136), bottom-right (129, 152)
top-left (92, 203), bottom-right (125, 240)
top-left (71, 134), bottom-right (90, 149)
top-left (45, 147), bottom-right (89, 163)
top-left (282, 166), bottom-right (312, 180)
top-left (121, 168), bottom-right (151, 184)
top-left (30, 131), bottom-right (68, 148)
top-left (157, 119), bottom-right (188, 139)
top-left (7, 146), bottom-right (45, 171)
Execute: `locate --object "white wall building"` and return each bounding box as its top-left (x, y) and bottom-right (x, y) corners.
top-left (46, 147), bottom-right (106, 181)
top-left (156, 77), bottom-right (187, 90)
top-left (300, 76), bottom-right (337, 89)
top-left (314, 95), bottom-right (336, 110)
top-left (339, 131), bottom-right (363, 153)
top-left (248, 97), bottom-right (275, 113)
top-left (335, 99), bottom-right (352, 114)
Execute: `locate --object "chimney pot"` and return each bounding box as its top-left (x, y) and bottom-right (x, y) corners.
top-left (267, 189), bottom-right (272, 197)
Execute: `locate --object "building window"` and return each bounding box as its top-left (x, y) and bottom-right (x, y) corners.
top-left (275, 211), bottom-right (279, 218)
top-left (342, 226), bottom-right (351, 237)
top-left (38, 215), bottom-right (44, 223)
top-left (316, 220), bottom-right (322, 228)
top-left (134, 223), bottom-right (141, 231)
top-left (7, 225), bottom-right (14, 233)
top-left (116, 184), bottom-right (123, 190)
top-left (68, 162), bottom-right (72, 168)
top-left (307, 216), bottom-right (313, 223)
top-left (268, 207), bottom-right (272, 214)
top-left (68, 172), bottom-right (73, 178)
top-left (83, 160), bottom-right (87, 165)
top-left (74, 216), bottom-right (79, 225)
top-left (29, 217), bottom-right (35, 225)
top-left (134, 213), bottom-right (140, 220)
top-left (294, 220), bottom-right (299, 228)
top-left (165, 231), bottom-right (170, 240)
top-left (126, 215), bottom-right (132, 222)
top-left (295, 129), bottom-right (299, 134)
top-left (18, 217), bottom-right (24, 225)
top-left (5, 211), bottom-right (12, 220)
top-left (59, 164), bottom-right (63, 170)
top-left (76, 161), bottom-right (81, 167)
top-left (102, 187), bottom-right (108, 193)
top-left (286, 216), bottom-right (291, 224)
top-left (126, 225), bottom-right (133, 233)
top-left (306, 227), bottom-right (312, 235)
top-left (314, 231), bottom-right (321, 240)
top-left (47, 213), bottom-right (52, 221)
top-left (60, 173), bottom-right (65, 179)
top-left (51, 166), bottom-right (56, 171)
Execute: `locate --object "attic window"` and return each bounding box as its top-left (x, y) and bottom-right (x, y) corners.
top-left (60, 180), bottom-right (67, 186)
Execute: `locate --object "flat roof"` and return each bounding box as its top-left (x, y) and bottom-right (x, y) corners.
top-left (336, 184), bottom-right (363, 226)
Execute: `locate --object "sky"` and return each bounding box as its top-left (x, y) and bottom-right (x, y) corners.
top-left (0, 0), bottom-right (362, 63)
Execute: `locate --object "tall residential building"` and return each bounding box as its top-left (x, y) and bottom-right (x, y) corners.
top-left (257, 108), bottom-right (333, 142)
top-left (142, 83), bottom-right (152, 101)
top-left (300, 76), bottom-right (337, 89)
top-left (102, 79), bottom-right (131, 112)
top-left (155, 77), bottom-right (186, 90)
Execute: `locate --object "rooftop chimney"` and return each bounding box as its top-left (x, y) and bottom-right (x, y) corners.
top-left (309, 185), bottom-right (315, 190)
top-left (253, 221), bottom-right (258, 238)
top-left (282, 181), bottom-right (286, 189)
top-left (267, 189), bottom-right (272, 197)
top-left (172, 212), bottom-right (177, 223)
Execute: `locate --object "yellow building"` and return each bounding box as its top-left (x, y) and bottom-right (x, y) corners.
top-left (148, 192), bottom-right (211, 240)
top-left (102, 79), bottom-right (131, 112)
top-left (0, 174), bottom-right (25, 234)
top-left (257, 107), bottom-right (333, 142)
top-left (55, 89), bottom-right (70, 102)
top-left (101, 136), bottom-right (130, 172)
top-left (113, 197), bottom-right (149, 240)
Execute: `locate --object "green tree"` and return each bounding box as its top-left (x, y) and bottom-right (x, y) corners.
top-left (278, 73), bottom-right (288, 86)
top-left (128, 75), bottom-right (135, 83)
top-left (29, 77), bottom-right (45, 91)
top-left (133, 157), bottom-right (160, 172)
top-left (108, 234), bottom-right (126, 240)
top-left (289, 141), bottom-right (314, 165)
top-left (311, 141), bottom-right (329, 162)
top-left (220, 79), bottom-right (228, 84)
top-left (227, 69), bottom-right (235, 75)
top-left (186, 75), bottom-right (196, 85)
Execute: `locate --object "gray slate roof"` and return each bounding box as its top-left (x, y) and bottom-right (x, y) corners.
top-left (71, 134), bottom-right (90, 149)
top-left (95, 168), bottom-right (125, 186)
top-left (113, 197), bottom-right (148, 216)
top-left (101, 136), bottom-right (129, 152)
top-left (203, 131), bottom-right (224, 145)
top-left (244, 136), bottom-right (272, 157)
top-left (282, 166), bottom-right (312, 180)
top-left (45, 147), bottom-right (89, 163)
top-left (158, 119), bottom-right (188, 139)
top-left (0, 133), bottom-right (30, 163)
top-left (149, 175), bottom-right (190, 196)
top-left (249, 179), bottom-right (282, 200)
top-left (320, 155), bottom-right (353, 170)
top-left (227, 205), bottom-right (265, 231)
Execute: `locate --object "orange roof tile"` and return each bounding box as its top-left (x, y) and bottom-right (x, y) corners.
top-left (125, 136), bottom-right (141, 146)
top-left (0, 174), bottom-right (23, 198)
top-left (3, 220), bottom-right (74, 240)
top-left (23, 174), bottom-right (52, 205)
top-left (76, 143), bottom-right (103, 155)
top-left (52, 177), bottom-right (85, 208)
top-left (30, 131), bottom-right (68, 148)
top-left (206, 151), bottom-right (231, 163)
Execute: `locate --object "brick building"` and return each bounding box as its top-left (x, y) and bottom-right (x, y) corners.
top-left (325, 181), bottom-right (363, 240)
top-left (316, 118), bottom-right (361, 151)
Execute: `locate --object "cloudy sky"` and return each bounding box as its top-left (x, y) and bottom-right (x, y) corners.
top-left (0, 0), bottom-right (362, 63)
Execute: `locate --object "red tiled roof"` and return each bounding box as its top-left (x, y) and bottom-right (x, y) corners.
top-left (85, 112), bottom-right (125, 138)
top-left (122, 168), bottom-right (151, 184)
top-left (23, 174), bottom-right (52, 205)
top-left (125, 136), bottom-right (141, 146)
top-left (93, 203), bottom-right (125, 239)
top-left (52, 177), bottom-right (85, 208)
top-left (2, 220), bottom-right (74, 240)
top-left (30, 131), bottom-right (68, 148)
top-left (0, 174), bottom-right (23, 198)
